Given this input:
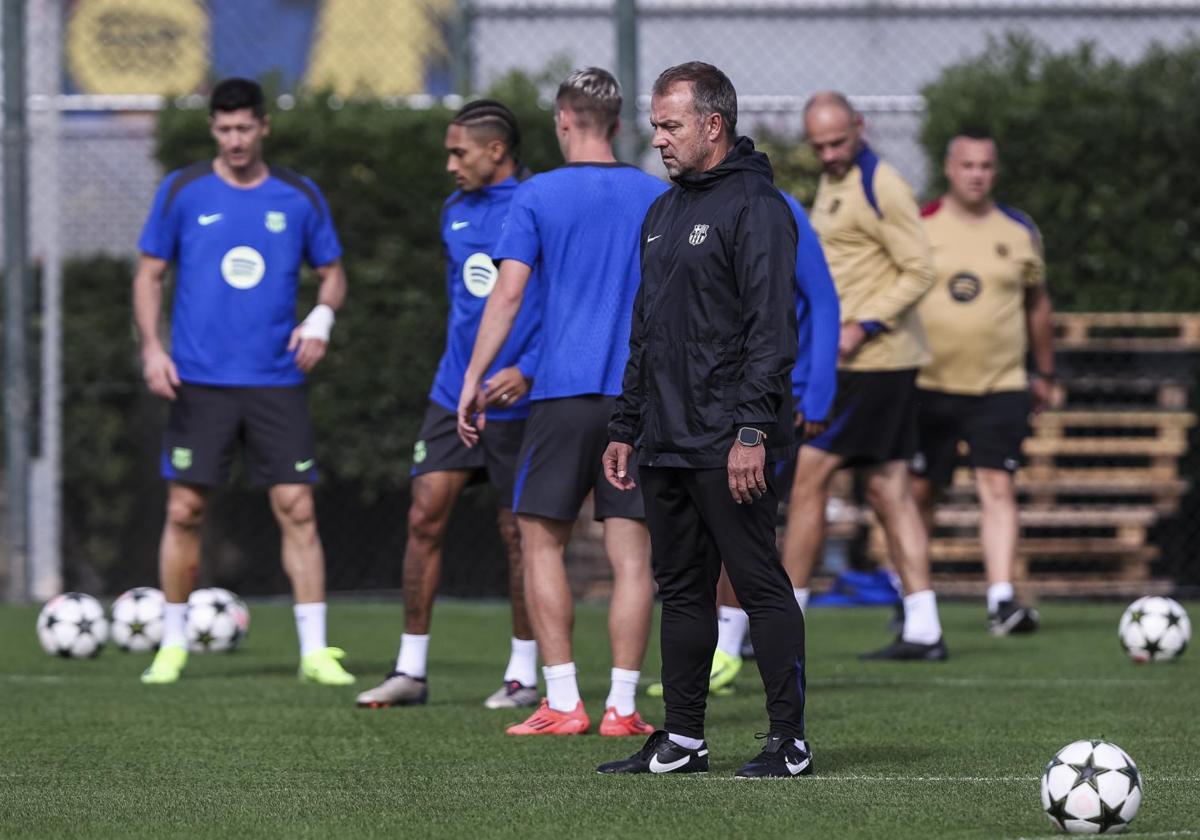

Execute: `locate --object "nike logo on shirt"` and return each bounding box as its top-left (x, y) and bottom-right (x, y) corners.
top-left (646, 234), bottom-right (662, 243)
top-left (198, 213), bottom-right (222, 226)
top-left (451, 221), bottom-right (470, 231)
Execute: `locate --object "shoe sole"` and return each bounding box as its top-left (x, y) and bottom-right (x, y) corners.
top-left (599, 726), bottom-right (656, 737)
top-left (356, 698), bottom-right (427, 708)
top-left (990, 614), bottom-right (1040, 636)
top-left (507, 724), bottom-right (590, 736)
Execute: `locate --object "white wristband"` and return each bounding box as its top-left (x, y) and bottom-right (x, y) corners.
top-left (299, 304), bottom-right (335, 342)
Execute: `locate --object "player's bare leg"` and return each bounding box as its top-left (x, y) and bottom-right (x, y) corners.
top-left (142, 482), bottom-right (208, 684)
top-left (498, 506), bottom-right (534, 641)
top-left (781, 446), bottom-right (845, 609)
top-left (402, 470), bottom-right (473, 634)
top-left (975, 467), bottom-right (1038, 634)
top-left (597, 516), bottom-right (655, 735)
top-left (271, 483), bottom-right (354, 684)
top-left (482, 505), bottom-right (540, 709)
top-left (860, 461), bottom-right (947, 660)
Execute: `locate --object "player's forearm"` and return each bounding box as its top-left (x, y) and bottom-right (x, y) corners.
top-left (1026, 285), bottom-right (1056, 376)
top-left (859, 258), bottom-right (936, 328)
top-left (132, 267), bottom-right (166, 352)
top-left (315, 262), bottom-right (348, 312)
top-left (465, 269), bottom-right (527, 383)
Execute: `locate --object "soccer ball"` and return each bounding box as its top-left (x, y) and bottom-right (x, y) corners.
top-left (109, 587), bottom-right (165, 652)
top-left (186, 587), bottom-right (247, 652)
top-left (36, 592), bottom-right (109, 658)
top-left (1118, 596), bottom-right (1190, 662)
top-left (1041, 740), bottom-right (1142, 834)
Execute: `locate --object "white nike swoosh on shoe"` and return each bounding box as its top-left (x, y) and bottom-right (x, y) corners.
top-left (786, 756), bottom-right (811, 775)
top-left (649, 753), bottom-right (692, 773)
top-left (451, 220), bottom-right (470, 230)
top-left (646, 234), bottom-right (662, 242)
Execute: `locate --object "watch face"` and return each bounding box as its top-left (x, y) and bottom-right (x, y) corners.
top-left (738, 428), bottom-right (761, 446)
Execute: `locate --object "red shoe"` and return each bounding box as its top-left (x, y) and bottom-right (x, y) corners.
top-left (599, 706), bottom-right (655, 737)
top-left (506, 698), bottom-right (590, 736)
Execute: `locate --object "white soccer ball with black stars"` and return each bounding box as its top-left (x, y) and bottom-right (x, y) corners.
top-left (186, 587), bottom-right (247, 652)
top-left (36, 592), bottom-right (109, 658)
top-left (109, 586), bottom-right (165, 652)
top-left (1118, 596), bottom-right (1190, 662)
top-left (1041, 740), bottom-right (1142, 834)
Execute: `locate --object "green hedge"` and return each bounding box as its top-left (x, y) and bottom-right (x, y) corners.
top-left (920, 34), bottom-right (1200, 311)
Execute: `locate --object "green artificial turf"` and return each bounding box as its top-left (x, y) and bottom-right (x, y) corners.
top-left (1, 599), bottom-right (1197, 839)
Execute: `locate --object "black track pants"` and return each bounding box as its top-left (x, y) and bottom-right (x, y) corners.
top-left (641, 465), bottom-right (806, 741)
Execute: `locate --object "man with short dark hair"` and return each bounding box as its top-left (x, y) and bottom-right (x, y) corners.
top-left (458, 68), bottom-right (666, 737)
top-left (599, 62), bottom-right (812, 778)
top-left (355, 100), bottom-right (541, 711)
top-left (134, 78), bottom-right (353, 686)
top-left (785, 91), bottom-right (948, 661)
top-left (914, 132), bottom-right (1054, 635)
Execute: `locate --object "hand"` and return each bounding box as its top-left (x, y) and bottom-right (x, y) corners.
top-left (288, 327), bottom-right (328, 373)
top-left (838, 322), bottom-right (867, 360)
top-left (457, 377), bottom-right (486, 448)
top-left (142, 345), bottom-right (180, 400)
top-left (603, 442), bottom-right (637, 491)
top-left (483, 366), bottom-right (530, 408)
top-left (1030, 375), bottom-right (1055, 414)
top-left (727, 439), bottom-right (767, 504)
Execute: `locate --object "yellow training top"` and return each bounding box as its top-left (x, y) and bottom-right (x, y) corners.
top-left (917, 199), bottom-right (1045, 395)
top-left (809, 145), bottom-right (935, 372)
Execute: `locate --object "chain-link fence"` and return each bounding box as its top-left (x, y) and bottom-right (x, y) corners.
top-left (3, 0), bottom-right (1200, 602)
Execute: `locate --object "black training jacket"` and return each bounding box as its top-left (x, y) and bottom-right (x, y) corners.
top-left (609, 137), bottom-right (798, 469)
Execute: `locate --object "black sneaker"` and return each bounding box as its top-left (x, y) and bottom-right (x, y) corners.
top-left (597, 730), bottom-right (709, 775)
top-left (988, 600), bottom-right (1040, 636)
top-left (734, 733), bottom-right (813, 778)
top-left (859, 636), bottom-right (949, 661)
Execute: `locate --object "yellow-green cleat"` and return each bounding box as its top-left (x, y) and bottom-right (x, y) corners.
top-left (141, 644), bottom-right (188, 685)
top-left (646, 649), bottom-right (743, 698)
top-left (299, 647), bottom-right (356, 685)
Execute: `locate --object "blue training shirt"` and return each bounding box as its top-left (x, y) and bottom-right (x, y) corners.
top-left (431, 175), bottom-right (541, 421)
top-left (493, 163), bottom-right (668, 400)
top-left (782, 192), bottom-right (840, 423)
top-left (138, 162), bottom-right (343, 387)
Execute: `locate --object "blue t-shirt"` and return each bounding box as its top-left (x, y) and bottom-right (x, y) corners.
top-left (138, 162), bottom-right (343, 387)
top-left (782, 192), bottom-right (840, 422)
top-left (493, 163), bottom-right (668, 400)
top-left (431, 176), bottom-right (541, 421)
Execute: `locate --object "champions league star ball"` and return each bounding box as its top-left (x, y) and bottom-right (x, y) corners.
top-left (186, 587), bottom-right (249, 652)
top-left (1041, 740), bottom-right (1142, 834)
top-left (36, 593), bottom-right (109, 658)
top-left (109, 587), bottom-right (165, 652)
top-left (1118, 596), bottom-right (1190, 662)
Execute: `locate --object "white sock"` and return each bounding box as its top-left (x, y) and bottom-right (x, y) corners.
top-left (544, 662), bottom-right (581, 712)
top-left (162, 602), bottom-right (187, 649)
top-left (987, 582), bottom-right (1015, 614)
top-left (395, 633), bottom-right (430, 678)
top-left (902, 590), bottom-right (943, 645)
top-left (503, 637), bottom-right (538, 687)
top-left (716, 606), bottom-right (749, 658)
top-left (294, 602), bottom-right (327, 657)
top-left (605, 667), bottom-right (640, 716)
top-left (669, 732), bottom-right (704, 750)
top-left (793, 588), bottom-right (810, 614)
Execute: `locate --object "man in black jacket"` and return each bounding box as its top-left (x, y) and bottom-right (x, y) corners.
top-left (597, 62), bottom-right (811, 779)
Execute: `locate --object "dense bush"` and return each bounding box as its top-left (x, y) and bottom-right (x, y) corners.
top-left (921, 34), bottom-right (1200, 311)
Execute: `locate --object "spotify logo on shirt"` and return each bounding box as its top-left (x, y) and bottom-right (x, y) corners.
top-left (221, 246), bottom-right (266, 290)
top-left (463, 252), bottom-right (498, 298)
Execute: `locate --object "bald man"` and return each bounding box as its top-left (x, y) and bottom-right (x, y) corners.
top-left (784, 92), bottom-right (947, 661)
top-left (913, 131), bottom-right (1054, 636)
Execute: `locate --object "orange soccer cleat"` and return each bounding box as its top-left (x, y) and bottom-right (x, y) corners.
top-left (599, 707), bottom-right (655, 737)
top-left (505, 698), bottom-right (591, 736)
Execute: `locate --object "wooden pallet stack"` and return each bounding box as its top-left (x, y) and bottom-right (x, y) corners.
top-left (862, 313), bottom-right (1198, 597)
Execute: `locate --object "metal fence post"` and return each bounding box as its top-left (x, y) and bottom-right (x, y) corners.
top-left (615, 0), bottom-right (640, 163)
top-left (453, 0), bottom-right (475, 97)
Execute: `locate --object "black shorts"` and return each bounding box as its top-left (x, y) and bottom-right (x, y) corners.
top-left (161, 384), bottom-right (317, 488)
top-left (410, 402), bottom-right (526, 508)
top-left (911, 389), bottom-right (1031, 487)
top-left (806, 369), bottom-right (919, 466)
top-left (512, 395), bottom-right (644, 522)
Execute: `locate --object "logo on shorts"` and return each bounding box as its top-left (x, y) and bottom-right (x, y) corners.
top-left (220, 246), bottom-right (266, 289)
top-left (688, 224), bottom-right (709, 246)
top-left (1003, 457), bottom-right (1020, 472)
top-left (265, 211), bottom-right (287, 233)
top-left (948, 271), bottom-right (982, 303)
top-left (910, 451), bottom-right (927, 475)
top-left (995, 242), bottom-right (1009, 258)
top-left (294, 458), bottom-right (315, 472)
top-left (463, 252), bottom-right (498, 298)
top-left (171, 447), bottom-right (193, 471)
top-left (413, 440), bottom-right (427, 464)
